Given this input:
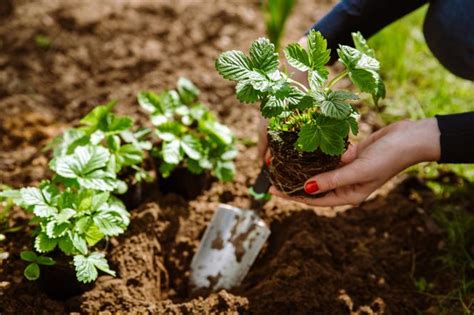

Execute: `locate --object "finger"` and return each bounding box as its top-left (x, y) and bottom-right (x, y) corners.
top-left (341, 143), bottom-right (358, 164)
top-left (303, 160), bottom-right (368, 195)
top-left (355, 122), bottom-right (399, 154)
top-left (290, 185), bottom-right (370, 207)
top-left (269, 186), bottom-right (284, 197)
top-left (257, 119), bottom-right (269, 161)
top-left (265, 150), bottom-right (272, 167)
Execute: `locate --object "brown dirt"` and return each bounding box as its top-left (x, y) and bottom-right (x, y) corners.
top-left (0, 0), bottom-right (471, 314)
top-left (268, 130), bottom-right (343, 196)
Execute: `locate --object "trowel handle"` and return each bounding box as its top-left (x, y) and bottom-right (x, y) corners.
top-left (252, 164), bottom-right (271, 195)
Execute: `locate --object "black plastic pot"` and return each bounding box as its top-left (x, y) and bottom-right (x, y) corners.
top-left (38, 253), bottom-right (93, 300)
top-left (158, 167), bottom-right (212, 200)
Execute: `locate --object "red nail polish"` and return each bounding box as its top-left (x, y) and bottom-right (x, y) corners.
top-left (304, 180), bottom-right (319, 194)
top-left (266, 157), bottom-right (272, 167)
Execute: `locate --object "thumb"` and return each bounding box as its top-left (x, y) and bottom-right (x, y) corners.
top-left (303, 162), bottom-right (362, 195)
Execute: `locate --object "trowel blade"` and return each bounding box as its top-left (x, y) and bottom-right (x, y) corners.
top-left (190, 204), bottom-right (270, 292)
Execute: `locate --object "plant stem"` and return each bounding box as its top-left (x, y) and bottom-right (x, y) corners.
top-left (327, 70), bottom-right (348, 89)
top-left (288, 78), bottom-right (308, 93)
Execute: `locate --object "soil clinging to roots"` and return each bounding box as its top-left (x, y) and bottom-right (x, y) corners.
top-left (268, 130), bottom-right (342, 196)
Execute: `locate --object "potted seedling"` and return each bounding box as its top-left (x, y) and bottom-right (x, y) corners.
top-left (216, 31), bottom-right (384, 196)
top-left (48, 101), bottom-right (153, 208)
top-left (138, 78), bottom-right (238, 199)
top-left (0, 181), bottom-right (129, 299)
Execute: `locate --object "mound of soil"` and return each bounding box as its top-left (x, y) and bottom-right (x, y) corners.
top-left (0, 0), bottom-right (470, 314)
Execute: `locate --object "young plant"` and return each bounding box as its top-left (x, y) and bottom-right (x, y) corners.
top-left (48, 101), bottom-right (152, 192)
top-left (0, 181), bottom-right (128, 283)
top-left (262, 0), bottom-right (296, 51)
top-left (138, 78), bottom-right (238, 182)
top-left (21, 251), bottom-right (55, 280)
top-left (216, 30), bottom-right (384, 195)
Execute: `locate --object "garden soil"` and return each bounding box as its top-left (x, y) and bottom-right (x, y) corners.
top-left (0, 0), bottom-right (469, 314)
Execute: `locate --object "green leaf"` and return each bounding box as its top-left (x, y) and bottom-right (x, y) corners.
top-left (260, 96), bottom-right (285, 118)
top-left (78, 174), bottom-right (119, 192)
top-left (24, 263), bottom-right (40, 281)
top-left (307, 30), bottom-right (330, 65)
top-left (107, 116), bottom-right (133, 133)
top-left (74, 252), bottom-right (116, 283)
top-left (51, 128), bottom-right (87, 157)
top-left (116, 144), bottom-right (144, 167)
top-left (46, 220), bottom-right (70, 238)
top-left (58, 236), bottom-right (74, 255)
top-left (308, 68), bottom-right (329, 90)
top-left (177, 77), bottom-right (200, 104)
top-left (181, 135), bottom-right (202, 160)
top-left (351, 32), bottom-right (375, 58)
top-left (93, 212), bottom-right (125, 236)
top-left (221, 149), bottom-right (238, 161)
top-left (296, 116), bottom-right (349, 155)
top-left (215, 161), bottom-right (235, 182)
top-left (162, 139), bottom-right (183, 165)
top-left (138, 91), bottom-right (162, 113)
top-left (80, 101), bottom-right (116, 131)
top-left (201, 121), bottom-right (234, 145)
top-left (347, 115), bottom-right (359, 136)
top-left (215, 50), bottom-right (252, 81)
top-left (284, 43), bottom-right (310, 71)
top-left (249, 38), bottom-right (279, 72)
top-left (158, 162), bottom-right (176, 178)
top-left (53, 145), bottom-right (110, 178)
top-left (290, 95), bottom-right (314, 111)
top-left (71, 233), bottom-right (88, 255)
top-left (36, 256), bottom-right (55, 266)
top-left (319, 90), bottom-right (358, 120)
top-left (20, 187), bottom-right (57, 217)
top-left (20, 251), bottom-right (38, 262)
top-left (56, 208), bottom-right (76, 223)
top-left (337, 45), bottom-right (385, 105)
top-left (34, 233), bottom-right (58, 253)
top-left (236, 81), bottom-right (260, 103)
top-left (187, 159), bottom-right (204, 174)
top-left (247, 71), bottom-right (272, 92)
top-left (84, 223), bottom-right (104, 246)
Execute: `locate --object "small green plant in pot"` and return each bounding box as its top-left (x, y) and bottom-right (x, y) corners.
top-left (138, 78), bottom-right (238, 199)
top-left (216, 31), bottom-right (384, 196)
top-left (48, 101), bottom-right (153, 207)
top-left (0, 181), bottom-right (129, 299)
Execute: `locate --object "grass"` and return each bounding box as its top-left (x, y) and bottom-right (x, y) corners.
top-left (368, 6), bottom-right (474, 181)
top-left (367, 7), bottom-right (473, 312)
top-left (427, 176), bottom-right (474, 314)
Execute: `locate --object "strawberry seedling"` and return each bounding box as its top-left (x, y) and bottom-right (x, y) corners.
top-left (216, 31), bottom-right (384, 195)
top-left (138, 78), bottom-right (238, 190)
top-left (48, 101), bottom-right (152, 194)
top-left (1, 181), bottom-right (127, 284)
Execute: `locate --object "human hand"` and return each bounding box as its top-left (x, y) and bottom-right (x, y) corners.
top-left (269, 118), bottom-right (441, 206)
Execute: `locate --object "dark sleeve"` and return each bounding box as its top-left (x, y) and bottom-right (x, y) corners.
top-left (436, 112), bottom-right (474, 164)
top-left (309, 0), bottom-right (428, 61)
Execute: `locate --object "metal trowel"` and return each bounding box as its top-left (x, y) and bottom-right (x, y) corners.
top-left (190, 165), bottom-right (271, 292)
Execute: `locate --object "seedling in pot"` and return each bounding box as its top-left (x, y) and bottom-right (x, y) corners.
top-left (138, 78), bottom-right (238, 198)
top-left (0, 181), bottom-right (128, 287)
top-left (216, 31), bottom-right (384, 196)
top-left (47, 101), bottom-right (153, 206)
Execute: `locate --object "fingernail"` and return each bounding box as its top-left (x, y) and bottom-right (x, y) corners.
top-left (304, 180), bottom-right (319, 194)
top-left (266, 157), bottom-right (272, 167)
